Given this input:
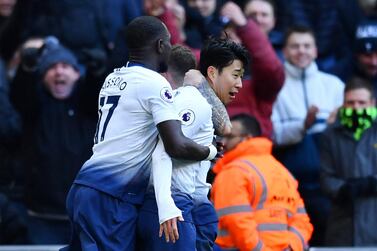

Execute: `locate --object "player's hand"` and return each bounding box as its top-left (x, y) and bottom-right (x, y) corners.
top-left (159, 216), bottom-right (184, 243)
top-left (209, 138), bottom-right (224, 163)
top-left (183, 69), bottom-right (205, 87)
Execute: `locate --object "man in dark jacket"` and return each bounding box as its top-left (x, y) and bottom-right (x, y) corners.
top-left (320, 76), bottom-right (377, 246)
top-left (10, 39), bottom-right (100, 244)
top-left (0, 59), bottom-right (23, 200)
top-left (352, 21), bottom-right (377, 98)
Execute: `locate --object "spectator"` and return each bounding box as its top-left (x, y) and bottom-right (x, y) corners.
top-left (144, 0), bottom-right (186, 45)
top-left (10, 40), bottom-right (100, 244)
top-left (108, 0), bottom-right (198, 70)
top-left (352, 21), bottom-right (377, 97)
top-left (0, 0), bottom-right (17, 83)
top-left (273, 0), bottom-right (345, 77)
top-left (211, 114), bottom-right (313, 251)
top-left (183, 0), bottom-right (229, 49)
top-left (220, 1), bottom-right (285, 138)
top-left (243, 0), bottom-right (275, 34)
top-left (0, 0), bottom-right (139, 76)
top-left (157, 0), bottom-right (201, 60)
top-left (0, 58), bottom-right (23, 201)
top-left (272, 25), bottom-right (344, 246)
top-left (243, 0), bottom-right (284, 60)
top-left (335, 0), bottom-right (377, 81)
top-left (0, 12), bottom-right (26, 233)
top-left (0, 193), bottom-right (28, 244)
top-left (320, 77), bottom-right (377, 246)
top-left (0, 0), bottom-right (16, 28)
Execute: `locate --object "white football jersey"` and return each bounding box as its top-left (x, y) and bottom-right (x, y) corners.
top-left (75, 65), bottom-right (179, 203)
top-left (170, 86), bottom-right (214, 195)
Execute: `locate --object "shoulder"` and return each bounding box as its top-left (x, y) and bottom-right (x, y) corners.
top-left (321, 124), bottom-right (342, 142)
top-left (179, 86), bottom-right (202, 96)
top-left (318, 71), bottom-right (345, 88)
top-left (175, 87), bottom-right (211, 125)
top-left (176, 86), bottom-right (209, 105)
top-left (130, 67), bottom-right (169, 85)
top-left (215, 164), bottom-right (249, 182)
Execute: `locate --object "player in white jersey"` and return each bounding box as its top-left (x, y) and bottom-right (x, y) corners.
top-left (61, 16), bottom-right (218, 251)
top-left (137, 40), bottom-right (249, 251)
top-left (138, 85), bottom-right (214, 251)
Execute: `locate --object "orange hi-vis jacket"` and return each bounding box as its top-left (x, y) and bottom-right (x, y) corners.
top-left (211, 137), bottom-right (313, 251)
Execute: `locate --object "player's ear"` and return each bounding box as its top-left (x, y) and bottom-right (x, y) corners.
top-left (207, 66), bottom-right (217, 84)
top-left (156, 38), bottom-right (164, 54)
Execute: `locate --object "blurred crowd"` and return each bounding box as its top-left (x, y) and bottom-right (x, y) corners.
top-left (1, 0), bottom-right (377, 248)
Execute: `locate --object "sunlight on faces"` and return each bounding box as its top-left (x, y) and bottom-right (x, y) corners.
top-left (283, 32), bottom-right (317, 69)
top-left (344, 88), bottom-right (375, 109)
top-left (244, 0), bottom-right (275, 34)
top-left (43, 62), bottom-right (80, 100)
top-left (208, 59), bottom-right (244, 105)
top-left (187, 0), bottom-right (216, 17)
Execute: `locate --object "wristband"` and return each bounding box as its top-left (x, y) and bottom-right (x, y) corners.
top-left (205, 144), bottom-right (217, 161)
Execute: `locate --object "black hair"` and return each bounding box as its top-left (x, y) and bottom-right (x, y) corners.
top-left (125, 16), bottom-right (168, 50)
top-left (231, 113), bottom-right (262, 137)
top-left (168, 45), bottom-right (197, 78)
top-left (283, 25), bottom-right (316, 48)
top-left (199, 37), bottom-right (249, 77)
top-left (345, 76), bottom-right (375, 99)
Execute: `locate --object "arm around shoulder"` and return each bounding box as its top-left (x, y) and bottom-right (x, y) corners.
top-left (157, 120), bottom-right (213, 161)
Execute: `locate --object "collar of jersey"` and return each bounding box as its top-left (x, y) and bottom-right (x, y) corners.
top-left (126, 61), bottom-right (145, 68)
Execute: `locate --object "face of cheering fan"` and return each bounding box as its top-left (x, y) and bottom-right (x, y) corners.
top-left (43, 62), bottom-right (80, 100)
top-left (244, 0), bottom-right (275, 34)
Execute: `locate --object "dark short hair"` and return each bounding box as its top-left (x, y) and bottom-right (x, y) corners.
top-left (283, 25), bottom-right (316, 48)
top-left (231, 113), bottom-right (261, 137)
top-left (199, 37), bottom-right (248, 77)
top-left (168, 45), bottom-right (197, 78)
top-left (126, 16), bottom-right (168, 50)
top-left (345, 76), bottom-right (375, 99)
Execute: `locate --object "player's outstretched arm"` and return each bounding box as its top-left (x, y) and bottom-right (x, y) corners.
top-left (152, 137), bottom-right (183, 242)
top-left (157, 120), bottom-right (217, 161)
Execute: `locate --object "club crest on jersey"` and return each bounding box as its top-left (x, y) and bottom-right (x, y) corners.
top-left (160, 87), bottom-right (173, 103)
top-left (179, 109), bottom-right (195, 126)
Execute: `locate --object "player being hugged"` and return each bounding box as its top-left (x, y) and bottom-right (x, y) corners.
top-left (61, 16), bottom-right (218, 251)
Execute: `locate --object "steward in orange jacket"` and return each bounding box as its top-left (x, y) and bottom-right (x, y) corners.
top-left (212, 137), bottom-right (313, 251)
